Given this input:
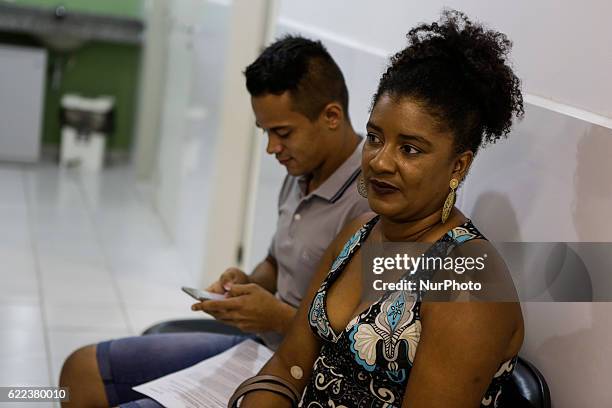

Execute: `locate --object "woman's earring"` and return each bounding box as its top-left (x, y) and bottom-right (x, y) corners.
top-left (357, 175), bottom-right (368, 198)
top-left (441, 178), bottom-right (459, 223)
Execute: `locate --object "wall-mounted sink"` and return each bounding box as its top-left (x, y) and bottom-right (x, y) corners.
top-left (0, 2), bottom-right (144, 52)
top-left (34, 5), bottom-right (84, 52)
top-left (37, 34), bottom-right (85, 53)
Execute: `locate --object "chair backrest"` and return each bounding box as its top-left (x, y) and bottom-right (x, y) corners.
top-left (142, 318), bottom-right (245, 336)
top-left (502, 356), bottom-right (551, 408)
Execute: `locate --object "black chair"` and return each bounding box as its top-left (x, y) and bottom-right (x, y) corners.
top-left (502, 356), bottom-right (551, 408)
top-left (142, 318), bottom-right (245, 336)
top-left (143, 321), bottom-right (551, 407)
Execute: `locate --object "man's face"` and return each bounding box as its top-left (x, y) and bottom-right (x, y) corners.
top-left (251, 92), bottom-right (327, 177)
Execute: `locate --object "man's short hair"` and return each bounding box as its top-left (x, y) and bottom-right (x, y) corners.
top-left (245, 35), bottom-right (349, 122)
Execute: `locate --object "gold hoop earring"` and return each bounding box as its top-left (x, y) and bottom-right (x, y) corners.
top-left (357, 175), bottom-right (368, 198)
top-left (441, 178), bottom-right (459, 223)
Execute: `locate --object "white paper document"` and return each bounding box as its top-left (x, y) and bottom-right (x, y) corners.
top-left (133, 339), bottom-right (274, 408)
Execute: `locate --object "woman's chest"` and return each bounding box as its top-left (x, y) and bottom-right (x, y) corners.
top-left (324, 251), bottom-right (373, 334)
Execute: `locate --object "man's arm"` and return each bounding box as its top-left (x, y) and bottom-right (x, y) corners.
top-left (248, 254), bottom-right (278, 293)
top-left (195, 254), bottom-right (297, 334)
top-left (238, 254), bottom-right (298, 334)
top-left (204, 255), bottom-right (277, 295)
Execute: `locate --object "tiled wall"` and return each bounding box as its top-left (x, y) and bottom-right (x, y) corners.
top-left (172, 0), bottom-right (232, 280)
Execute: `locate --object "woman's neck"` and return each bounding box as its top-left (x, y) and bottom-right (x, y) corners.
top-left (377, 208), bottom-right (466, 243)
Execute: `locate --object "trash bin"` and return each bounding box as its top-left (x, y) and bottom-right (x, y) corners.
top-left (60, 94), bottom-right (115, 171)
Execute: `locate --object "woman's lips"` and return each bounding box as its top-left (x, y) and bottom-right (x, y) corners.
top-left (369, 178), bottom-right (399, 195)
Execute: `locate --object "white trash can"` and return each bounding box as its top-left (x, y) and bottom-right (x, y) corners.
top-left (60, 94), bottom-right (115, 171)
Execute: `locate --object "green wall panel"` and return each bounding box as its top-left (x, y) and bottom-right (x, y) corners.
top-left (0, 0), bottom-right (144, 152)
top-left (11, 0), bottom-right (143, 19)
top-left (43, 42), bottom-right (141, 151)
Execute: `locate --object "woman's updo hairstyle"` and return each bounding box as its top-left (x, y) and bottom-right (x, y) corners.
top-left (373, 10), bottom-right (524, 154)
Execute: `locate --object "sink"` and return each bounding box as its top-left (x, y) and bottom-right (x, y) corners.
top-left (34, 5), bottom-right (85, 52)
top-left (38, 34), bottom-right (86, 53)
top-left (0, 2), bottom-right (144, 52)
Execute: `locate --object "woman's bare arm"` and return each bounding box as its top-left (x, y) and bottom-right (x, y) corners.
top-left (401, 300), bottom-right (523, 408)
top-left (401, 239), bottom-right (523, 407)
top-left (240, 214), bottom-right (375, 407)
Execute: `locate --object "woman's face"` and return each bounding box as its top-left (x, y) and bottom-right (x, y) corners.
top-left (362, 93), bottom-right (473, 222)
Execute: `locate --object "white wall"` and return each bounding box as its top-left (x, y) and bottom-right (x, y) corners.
top-left (240, 1), bottom-right (612, 406)
top-left (279, 0), bottom-right (612, 119)
top-left (459, 104), bottom-right (612, 407)
top-left (133, 0), bottom-right (168, 180)
top-left (154, 0), bottom-right (207, 237)
top-left (137, 0), bottom-right (273, 283)
top-left (161, 0), bottom-right (244, 281)
top-left (174, 1), bottom-right (232, 279)
top-left (136, 0), bottom-right (225, 281)
top-left (200, 0), bottom-right (273, 285)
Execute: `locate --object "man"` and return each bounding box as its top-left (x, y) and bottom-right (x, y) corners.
top-left (60, 35), bottom-right (369, 407)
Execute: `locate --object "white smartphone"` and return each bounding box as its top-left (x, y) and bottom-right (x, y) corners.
top-left (181, 286), bottom-right (226, 301)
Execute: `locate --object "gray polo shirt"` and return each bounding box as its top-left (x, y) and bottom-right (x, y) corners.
top-left (261, 139), bottom-right (370, 348)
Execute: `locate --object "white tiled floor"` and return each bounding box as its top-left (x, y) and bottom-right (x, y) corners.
top-left (0, 162), bottom-right (204, 393)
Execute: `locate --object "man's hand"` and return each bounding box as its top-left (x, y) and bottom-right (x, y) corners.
top-left (206, 267), bottom-right (250, 294)
top-left (192, 283), bottom-right (295, 333)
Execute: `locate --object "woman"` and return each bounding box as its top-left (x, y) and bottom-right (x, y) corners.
top-left (235, 10), bottom-right (525, 407)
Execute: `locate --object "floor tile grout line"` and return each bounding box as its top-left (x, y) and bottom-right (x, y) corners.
top-left (20, 166), bottom-right (55, 387)
top-left (73, 171), bottom-right (136, 336)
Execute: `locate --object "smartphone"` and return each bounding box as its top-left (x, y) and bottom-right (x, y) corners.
top-left (181, 286), bottom-right (226, 301)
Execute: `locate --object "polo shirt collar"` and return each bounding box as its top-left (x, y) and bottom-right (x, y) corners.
top-left (299, 137), bottom-right (364, 203)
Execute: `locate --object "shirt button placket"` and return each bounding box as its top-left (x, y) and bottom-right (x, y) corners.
top-left (290, 201), bottom-right (305, 238)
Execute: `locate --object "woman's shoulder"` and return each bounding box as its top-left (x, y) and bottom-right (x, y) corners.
top-left (422, 219), bottom-right (524, 356)
top-left (444, 220), bottom-right (506, 264)
top-left (342, 212), bottom-right (378, 238)
top-left (330, 212), bottom-right (377, 256)
top-left (447, 221), bottom-right (506, 266)
top-left (445, 218), bottom-right (487, 242)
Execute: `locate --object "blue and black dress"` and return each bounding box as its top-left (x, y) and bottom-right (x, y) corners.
top-left (300, 216), bottom-right (516, 407)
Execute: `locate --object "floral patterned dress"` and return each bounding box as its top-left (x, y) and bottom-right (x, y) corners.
top-left (299, 216), bottom-right (516, 408)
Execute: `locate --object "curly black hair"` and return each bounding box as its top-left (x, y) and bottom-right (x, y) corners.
top-left (373, 10), bottom-right (524, 154)
top-left (245, 35), bottom-right (349, 122)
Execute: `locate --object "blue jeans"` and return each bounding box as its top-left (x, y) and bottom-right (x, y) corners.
top-left (96, 332), bottom-right (255, 407)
